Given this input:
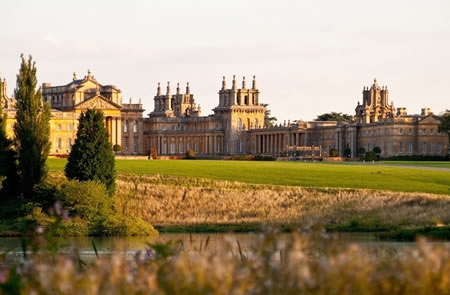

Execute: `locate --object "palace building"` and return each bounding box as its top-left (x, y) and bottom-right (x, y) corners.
top-left (1, 72), bottom-right (448, 158)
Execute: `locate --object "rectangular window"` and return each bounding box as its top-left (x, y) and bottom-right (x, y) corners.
top-left (423, 143), bottom-right (427, 153)
top-left (133, 137), bottom-right (138, 153)
top-left (399, 129), bottom-right (403, 135)
top-left (179, 143), bottom-right (184, 154)
top-left (237, 139), bottom-right (241, 153)
top-left (57, 124), bottom-right (62, 131)
top-left (124, 137), bottom-right (129, 152)
top-left (58, 138), bottom-right (62, 150)
top-left (438, 144), bottom-right (442, 154)
top-left (408, 143), bottom-right (413, 153)
top-left (194, 143), bottom-right (198, 153)
top-left (430, 143), bottom-right (434, 153)
top-left (216, 142), bottom-right (220, 153)
top-left (399, 142), bottom-right (403, 153)
top-left (408, 128), bottom-right (412, 135)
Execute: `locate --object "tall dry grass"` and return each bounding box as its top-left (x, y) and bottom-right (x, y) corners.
top-left (3, 231), bottom-right (450, 294)
top-left (113, 174), bottom-right (450, 228)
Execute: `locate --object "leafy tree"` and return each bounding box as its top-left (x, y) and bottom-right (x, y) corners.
top-left (358, 147), bottom-right (366, 157)
top-left (315, 112), bottom-right (352, 123)
top-left (344, 147), bottom-right (352, 158)
top-left (65, 109), bottom-right (116, 195)
top-left (262, 104), bottom-right (277, 127)
top-left (438, 110), bottom-right (450, 152)
top-left (329, 148), bottom-right (339, 157)
top-left (373, 146), bottom-right (381, 154)
top-left (13, 55), bottom-right (51, 198)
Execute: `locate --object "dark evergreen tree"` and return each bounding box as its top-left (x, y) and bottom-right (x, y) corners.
top-left (65, 109), bottom-right (116, 195)
top-left (13, 55), bottom-right (51, 198)
top-left (315, 112), bottom-right (352, 123)
top-left (438, 110), bottom-right (450, 154)
top-left (262, 104), bottom-right (277, 127)
top-left (0, 77), bottom-right (20, 198)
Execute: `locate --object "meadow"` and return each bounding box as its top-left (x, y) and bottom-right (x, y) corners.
top-left (48, 158), bottom-right (450, 195)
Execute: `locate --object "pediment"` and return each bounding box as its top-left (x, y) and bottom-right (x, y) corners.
top-left (418, 114), bottom-right (441, 125)
top-left (75, 95), bottom-right (122, 110)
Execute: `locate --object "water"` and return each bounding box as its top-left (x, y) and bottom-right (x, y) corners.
top-left (0, 233), bottom-right (449, 262)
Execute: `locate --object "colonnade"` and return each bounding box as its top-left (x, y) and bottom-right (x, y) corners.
top-left (155, 134), bottom-right (223, 155)
top-left (105, 116), bottom-right (122, 147)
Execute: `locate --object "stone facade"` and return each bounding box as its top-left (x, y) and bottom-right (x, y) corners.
top-left (1, 73), bottom-right (448, 158)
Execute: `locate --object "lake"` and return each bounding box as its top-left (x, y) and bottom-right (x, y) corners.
top-left (1, 232), bottom-right (449, 263)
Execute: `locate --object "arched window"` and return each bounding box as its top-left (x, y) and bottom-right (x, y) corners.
top-left (124, 120), bottom-right (128, 133)
top-left (133, 121), bottom-right (138, 133)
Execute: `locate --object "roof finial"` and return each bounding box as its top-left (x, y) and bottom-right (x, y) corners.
top-left (242, 76), bottom-right (246, 89)
top-left (374, 78), bottom-right (377, 83)
top-left (186, 82), bottom-right (190, 94)
top-left (177, 82), bottom-right (180, 95)
top-left (157, 82), bottom-right (161, 95)
top-left (166, 81), bottom-right (171, 95)
top-left (252, 75), bottom-right (256, 89)
top-left (232, 75), bottom-right (236, 90)
top-left (222, 76), bottom-right (226, 90)
top-left (73, 72), bottom-right (77, 81)
top-left (87, 69), bottom-right (91, 78)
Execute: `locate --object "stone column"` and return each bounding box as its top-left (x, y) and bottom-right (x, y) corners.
top-left (111, 117), bottom-right (117, 146)
top-left (117, 118), bottom-right (122, 149)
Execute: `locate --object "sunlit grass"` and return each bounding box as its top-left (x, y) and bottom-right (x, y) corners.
top-left (48, 158), bottom-right (450, 194)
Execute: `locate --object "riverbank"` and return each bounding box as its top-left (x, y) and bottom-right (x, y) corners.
top-left (111, 172), bottom-right (450, 239)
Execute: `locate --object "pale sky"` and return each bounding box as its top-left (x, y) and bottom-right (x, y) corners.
top-left (1, 0), bottom-right (449, 121)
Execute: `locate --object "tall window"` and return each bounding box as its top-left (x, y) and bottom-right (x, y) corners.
top-left (423, 143), bottom-right (427, 153)
top-left (408, 143), bottom-right (413, 153)
top-left (438, 144), bottom-right (442, 154)
top-left (133, 121), bottom-right (138, 133)
top-left (254, 118), bottom-right (259, 129)
top-left (68, 138), bottom-right (72, 150)
top-left (58, 138), bottom-right (62, 150)
top-left (399, 128), bottom-right (403, 135)
top-left (170, 143), bottom-right (176, 154)
top-left (399, 142), bottom-right (403, 153)
top-left (133, 137), bottom-right (138, 153)
top-left (237, 139), bottom-right (241, 153)
top-left (179, 143), bottom-right (184, 154)
top-left (124, 137), bottom-right (129, 152)
top-left (124, 120), bottom-right (128, 133)
top-left (238, 118), bottom-right (242, 130)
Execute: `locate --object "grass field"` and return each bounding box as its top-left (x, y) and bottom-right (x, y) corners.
top-left (48, 158), bottom-right (450, 195)
top-left (380, 161), bottom-right (450, 169)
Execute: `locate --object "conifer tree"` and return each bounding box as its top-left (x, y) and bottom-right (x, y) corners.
top-left (13, 55), bottom-right (51, 197)
top-left (65, 109), bottom-right (116, 195)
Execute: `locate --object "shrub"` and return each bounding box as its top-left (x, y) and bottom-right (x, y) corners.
top-left (358, 147), bottom-right (366, 157)
top-left (254, 155), bottom-right (276, 161)
top-left (113, 144), bottom-right (122, 153)
top-left (364, 151), bottom-right (377, 161)
top-left (55, 217), bottom-right (89, 236)
top-left (91, 214), bottom-right (157, 236)
top-left (150, 148), bottom-right (158, 159)
top-left (230, 155), bottom-right (255, 161)
top-left (185, 149), bottom-right (196, 159)
top-left (329, 148), bottom-right (339, 157)
top-left (373, 146), bottom-right (381, 154)
top-left (344, 147), bottom-right (352, 158)
top-left (56, 180), bottom-right (113, 222)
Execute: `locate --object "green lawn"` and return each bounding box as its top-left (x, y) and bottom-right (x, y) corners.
top-left (48, 158), bottom-right (450, 195)
top-left (379, 161), bottom-right (450, 169)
